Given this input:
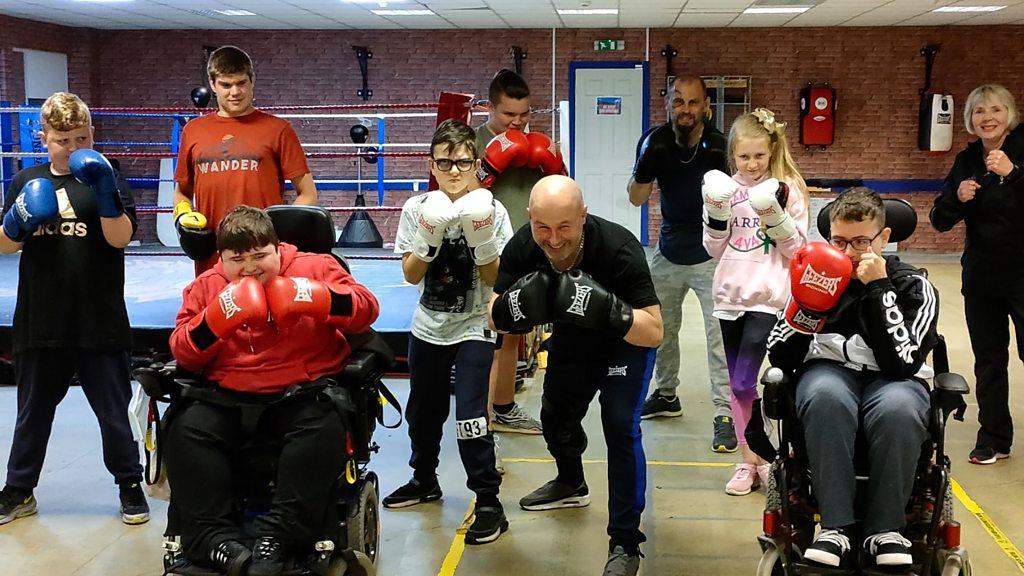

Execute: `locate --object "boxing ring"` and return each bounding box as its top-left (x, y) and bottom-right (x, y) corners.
top-left (0, 95), bottom-right (509, 371)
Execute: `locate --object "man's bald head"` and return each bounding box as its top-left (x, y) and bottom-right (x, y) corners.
top-left (529, 175), bottom-right (585, 215)
top-left (528, 175), bottom-right (587, 268)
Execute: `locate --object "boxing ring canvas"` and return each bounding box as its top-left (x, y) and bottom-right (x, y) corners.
top-left (0, 251), bottom-right (417, 364)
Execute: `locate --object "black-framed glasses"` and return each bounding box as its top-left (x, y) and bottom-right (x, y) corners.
top-left (431, 158), bottom-right (476, 172)
top-left (829, 229), bottom-right (884, 251)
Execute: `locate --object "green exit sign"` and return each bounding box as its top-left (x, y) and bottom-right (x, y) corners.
top-left (594, 39), bottom-right (625, 51)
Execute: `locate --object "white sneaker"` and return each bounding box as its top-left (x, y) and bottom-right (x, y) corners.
top-left (491, 403), bottom-right (543, 434)
top-left (863, 531), bottom-right (913, 566)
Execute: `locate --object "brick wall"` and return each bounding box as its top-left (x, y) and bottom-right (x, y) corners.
top-left (3, 14), bottom-right (1021, 249)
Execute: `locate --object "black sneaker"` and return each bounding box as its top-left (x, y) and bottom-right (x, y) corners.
top-left (863, 531), bottom-right (913, 567)
top-left (465, 504), bottom-right (509, 545)
top-left (118, 482), bottom-right (150, 525)
top-left (249, 536), bottom-right (285, 576)
top-left (382, 478), bottom-right (443, 509)
top-left (712, 415), bottom-right (738, 453)
top-left (804, 528), bottom-right (853, 568)
top-left (640, 392), bottom-right (682, 419)
top-left (969, 446), bottom-right (1009, 465)
top-left (208, 539), bottom-right (251, 576)
top-left (0, 485), bottom-right (37, 526)
top-left (519, 479), bottom-right (590, 511)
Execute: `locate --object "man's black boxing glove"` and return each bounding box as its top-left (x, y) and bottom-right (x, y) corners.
top-left (632, 126), bottom-right (672, 185)
top-left (553, 269), bottom-right (634, 338)
top-left (492, 271), bottom-right (554, 334)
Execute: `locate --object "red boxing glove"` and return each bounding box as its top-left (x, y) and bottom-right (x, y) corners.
top-left (525, 132), bottom-right (567, 176)
top-left (785, 242), bottom-right (853, 334)
top-left (265, 275), bottom-right (334, 328)
top-left (477, 130), bottom-right (530, 187)
top-left (202, 276), bottom-right (269, 339)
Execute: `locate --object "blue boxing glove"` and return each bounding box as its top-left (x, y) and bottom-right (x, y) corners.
top-left (69, 149), bottom-right (123, 218)
top-left (3, 178), bottom-right (59, 242)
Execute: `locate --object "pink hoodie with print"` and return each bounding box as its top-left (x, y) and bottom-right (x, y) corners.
top-left (702, 173), bottom-right (809, 315)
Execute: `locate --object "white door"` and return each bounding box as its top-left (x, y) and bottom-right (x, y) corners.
top-left (572, 63), bottom-right (647, 241)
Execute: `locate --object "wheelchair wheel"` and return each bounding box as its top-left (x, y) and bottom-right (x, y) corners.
top-left (941, 481), bottom-right (955, 524)
top-left (756, 546), bottom-right (784, 576)
top-left (940, 557), bottom-right (972, 576)
top-left (764, 461), bottom-right (782, 512)
top-left (346, 481), bottom-right (380, 564)
top-left (326, 550), bottom-right (376, 576)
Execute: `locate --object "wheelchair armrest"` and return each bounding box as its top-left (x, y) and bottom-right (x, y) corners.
top-left (339, 349), bottom-right (386, 387)
top-left (760, 367), bottom-right (793, 421)
top-left (132, 361), bottom-right (207, 402)
top-left (934, 372), bottom-right (970, 395)
top-left (931, 372), bottom-right (970, 423)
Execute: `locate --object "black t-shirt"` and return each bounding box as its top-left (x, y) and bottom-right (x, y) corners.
top-left (2, 162), bottom-right (137, 352)
top-left (642, 122), bottom-right (729, 265)
top-left (495, 214), bottom-right (660, 359)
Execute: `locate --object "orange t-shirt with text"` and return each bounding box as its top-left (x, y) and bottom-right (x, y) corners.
top-left (175, 110), bottom-right (310, 229)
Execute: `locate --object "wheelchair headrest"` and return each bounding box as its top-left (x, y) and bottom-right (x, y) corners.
top-left (266, 205), bottom-right (336, 255)
top-left (816, 197), bottom-right (917, 244)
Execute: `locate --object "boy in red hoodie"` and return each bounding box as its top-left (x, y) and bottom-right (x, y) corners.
top-left (167, 205), bottom-right (379, 576)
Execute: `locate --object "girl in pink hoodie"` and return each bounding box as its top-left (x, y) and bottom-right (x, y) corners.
top-left (702, 109), bottom-right (809, 496)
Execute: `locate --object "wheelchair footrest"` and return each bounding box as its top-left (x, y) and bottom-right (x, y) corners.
top-left (795, 562), bottom-right (917, 576)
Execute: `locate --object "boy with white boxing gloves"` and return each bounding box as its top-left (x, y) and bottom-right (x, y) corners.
top-left (386, 119), bottom-right (513, 545)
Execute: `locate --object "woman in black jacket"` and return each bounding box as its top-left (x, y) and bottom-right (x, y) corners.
top-left (931, 83), bottom-right (1024, 465)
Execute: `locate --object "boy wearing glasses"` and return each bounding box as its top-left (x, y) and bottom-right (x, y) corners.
top-left (385, 120), bottom-right (513, 545)
top-left (766, 188), bottom-right (939, 569)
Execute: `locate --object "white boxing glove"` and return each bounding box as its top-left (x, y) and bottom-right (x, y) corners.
top-left (702, 169), bottom-right (739, 226)
top-left (454, 188), bottom-right (499, 265)
top-left (411, 191), bottom-right (457, 262)
top-left (748, 178), bottom-right (795, 241)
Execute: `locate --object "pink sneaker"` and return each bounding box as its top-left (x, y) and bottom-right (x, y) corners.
top-left (725, 463), bottom-right (760, 496)
top-left (756, 463), bottom-right (772, 489)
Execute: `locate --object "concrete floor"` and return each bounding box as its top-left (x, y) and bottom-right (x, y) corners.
top-left (1, 260), bottom-right (1023, 576)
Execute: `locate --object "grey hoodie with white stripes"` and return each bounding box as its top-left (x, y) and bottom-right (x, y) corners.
top-left (767, 255), bottom-right (939, 381)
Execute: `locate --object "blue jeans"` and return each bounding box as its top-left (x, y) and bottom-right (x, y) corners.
top-left (796, 362), bottom-right (929, 534)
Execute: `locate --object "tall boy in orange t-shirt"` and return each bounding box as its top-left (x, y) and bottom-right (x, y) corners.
top-left (174, 46), bottom-right (317, 274)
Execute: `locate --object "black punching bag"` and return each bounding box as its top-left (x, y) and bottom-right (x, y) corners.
top-left (337, 124), bottom-right (384, 248)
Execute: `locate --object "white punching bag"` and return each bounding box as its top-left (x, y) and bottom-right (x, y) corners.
top-left (919, 94), bottom-right (954, 152)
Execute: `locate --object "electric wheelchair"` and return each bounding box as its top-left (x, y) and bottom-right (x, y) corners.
top-left (133, 205), bottom-right (400, 576)
top-left (749, 198), bottom-right (973, 576)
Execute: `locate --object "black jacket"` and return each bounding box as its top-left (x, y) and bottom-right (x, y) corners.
top-left (930, 125), bottom-right (1024, 292)
top-left (767, 256), bottom-right (939, 381)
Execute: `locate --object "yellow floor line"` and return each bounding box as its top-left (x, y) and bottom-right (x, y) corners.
top-left (503, 456), bottom-right (733, 468)
top-left (950, 477), bottom-right (1024, 573)
top-left (436, 499), bottom-right (475, 576)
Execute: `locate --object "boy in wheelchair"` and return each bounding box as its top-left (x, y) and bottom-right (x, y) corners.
top-left (165, 205), bottom-right (380, 576)
top-left (765, 189), bottom-right (940, 571)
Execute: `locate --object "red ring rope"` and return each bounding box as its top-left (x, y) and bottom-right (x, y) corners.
top-left (101, 151), bottom-right (428, 159)
top-left (134, 205), bottom-right (403, 214)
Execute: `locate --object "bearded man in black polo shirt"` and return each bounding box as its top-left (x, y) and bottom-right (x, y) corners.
top-left (489, 175), bottom-right (663, 576)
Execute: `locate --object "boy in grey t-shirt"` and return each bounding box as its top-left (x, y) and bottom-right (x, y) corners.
top-left (384, 120), bottom-right (513, 545)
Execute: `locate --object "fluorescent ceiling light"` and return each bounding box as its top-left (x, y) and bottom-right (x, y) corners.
top-left (215, 9), bottom-right (257, 16)
top-left (932, 5), bottom-right (1005, 12)
top-left (557, 9), bottom-right (618, 15)
top-left (743, 6), bottom-right (811, 14)
top-left (372, 8), bottom-right (433, 15)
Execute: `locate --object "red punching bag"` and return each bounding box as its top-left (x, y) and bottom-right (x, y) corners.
top-left (799, 83), bottom-right (836, 148)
